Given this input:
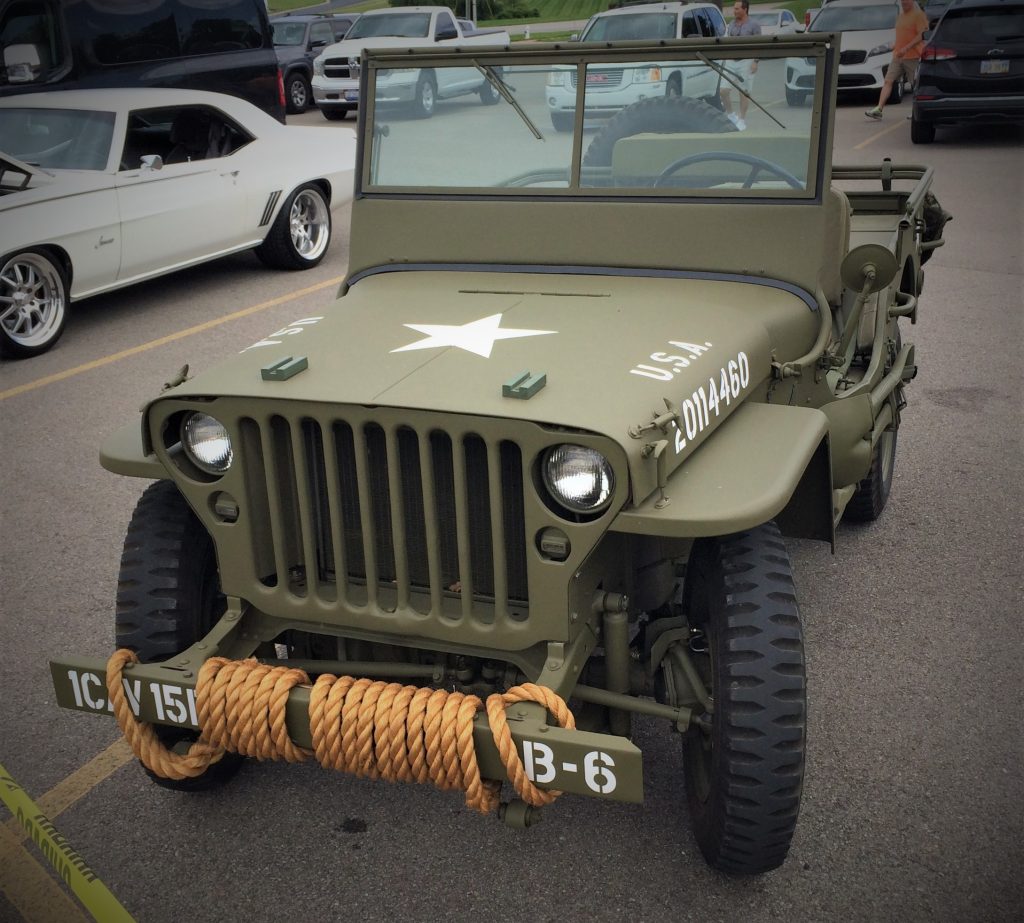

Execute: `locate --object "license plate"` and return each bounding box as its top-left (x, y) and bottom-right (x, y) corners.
top-left (980, 59), bottom-right (1009, 75)
top-left (345, 90), bottom-right (359, 101)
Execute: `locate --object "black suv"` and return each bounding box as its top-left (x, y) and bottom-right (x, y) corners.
top-left (271, 13), bottom-right (356, 114)
top-left (912, 0), bottom-right (1024, 142)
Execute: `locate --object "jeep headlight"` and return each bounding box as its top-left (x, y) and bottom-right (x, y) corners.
top-left (868, 42), bottom-right (893, 57)
top-left (182, 412), bottom-right (233, 475)
top-left (542, 445), bottom-right (614, 514)
top-left (313, 56), bottom-right (325, 76)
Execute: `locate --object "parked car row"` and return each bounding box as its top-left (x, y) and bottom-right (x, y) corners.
top-left (271, 12), bottom-right (358, 115)
top-left (0, 88), bottom-right (355, 358)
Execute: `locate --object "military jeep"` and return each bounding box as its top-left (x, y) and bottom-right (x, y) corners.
top-left (51, 35), bottom-right (948, 875)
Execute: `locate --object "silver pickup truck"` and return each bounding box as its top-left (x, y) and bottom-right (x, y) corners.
top-left (311, 6), bottom-right (509, 120)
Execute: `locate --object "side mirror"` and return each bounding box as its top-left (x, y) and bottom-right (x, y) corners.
top-left (796, 24), bottom-right (806, 33)
top-left (140, 154), bottom-right (163, 171)
top-left (437, 28), bottom-right (458, 41)
top-left (309, 39), bottom-right (326, 49)
top-left (570, 32), bottom-right (579, 41)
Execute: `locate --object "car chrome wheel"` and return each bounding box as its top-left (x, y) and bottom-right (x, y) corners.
top-left (0, 251), bottom-right (68, 358)
top-left (288, 189), bottom-right (330, 261)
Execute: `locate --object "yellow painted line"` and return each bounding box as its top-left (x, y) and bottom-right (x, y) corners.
top-left (0, 275), bottom-right (344, 402)
top-left (0, 761), bottom-right (134, 922)
top-left (2, 740), bottom-right (133, 845)
top-left (0, 822), bottom-right (90, 923)
top-left (854, 118), bottom-right (905, 150)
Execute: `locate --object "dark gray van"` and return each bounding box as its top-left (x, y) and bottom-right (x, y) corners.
top-left (0, 0), bottom-right (285, 122)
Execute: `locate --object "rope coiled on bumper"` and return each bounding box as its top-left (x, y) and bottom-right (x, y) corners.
top-left (106, 649), bottom-right (574, 812)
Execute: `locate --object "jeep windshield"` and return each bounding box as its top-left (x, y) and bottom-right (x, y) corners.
top-left (362, 42), bottom-right (831, 199)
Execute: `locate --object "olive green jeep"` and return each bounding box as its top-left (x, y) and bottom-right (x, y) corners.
top-left (51, 34), bottom-right (949, 875)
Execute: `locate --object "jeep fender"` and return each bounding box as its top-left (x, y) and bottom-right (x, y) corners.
top-left (100, 419), bottom-right (164, 479)
top-left (610, 402), bottom-right (833, 544)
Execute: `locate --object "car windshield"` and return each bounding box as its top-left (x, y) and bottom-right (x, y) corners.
top-left (811, 5), bottom-right (897, 31)
top-left (272, 22), bottom-right (307, 45)
top-left (0, 107), bottom-right (115, 170)
top-left (935, 8), bottom-right (1024, 42)
top-left (581, 13), bottom-right (678, 41)
top-left (749, 12), bottom-right (781, 26)
top-left (364, 47), bottom-right (825, 198)
top-left (346, 13), bottom-right (431, 39)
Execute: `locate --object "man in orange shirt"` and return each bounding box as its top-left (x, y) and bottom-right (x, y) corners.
top-left (866, 0), bottom-right (929, 119)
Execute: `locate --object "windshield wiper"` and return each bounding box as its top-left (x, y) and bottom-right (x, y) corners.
top-left (472, 62), bottom-right (544, 140)
top-left (696, 52), bottom-right (787, 131)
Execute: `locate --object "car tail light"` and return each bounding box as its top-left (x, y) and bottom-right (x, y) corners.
top-left (277, 68), bottom-right (286, 107)
top-left (922, 46), bottom-right (957, 61)
top-left (805, 11), bottom-right (813, 27)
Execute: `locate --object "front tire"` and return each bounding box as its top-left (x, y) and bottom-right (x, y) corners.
top-left (0, 249), bottom-right (69, 359)
top-left (785, 87), bottom-right (807, 107)
top-left (286, 72), bottom-right (311, 114)
top-left (320, 106), bottom-right (350, 121)
top-left (255, 183), bottom-right (331, 270)
top-left (116, 481), bottom-right (243, 791)
top-left (412, 74), bottom-right (437, 119)
top-left (550, 111), bottom-right (574, 132)
top-left (845, 428), bottom-right (897, 522)
top-left (681, 523), bottom-right (806, 874)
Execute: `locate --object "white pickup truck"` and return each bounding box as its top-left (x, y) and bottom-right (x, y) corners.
top-left (311, 7), bottom-right (509, 120)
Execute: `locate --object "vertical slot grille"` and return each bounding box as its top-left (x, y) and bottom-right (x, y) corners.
top-left (242, 415), bottom-right (529, 619)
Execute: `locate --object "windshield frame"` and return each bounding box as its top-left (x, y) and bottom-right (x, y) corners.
top-left (356, 39), bottom-right (837, 203)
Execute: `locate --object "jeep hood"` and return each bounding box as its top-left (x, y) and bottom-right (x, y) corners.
top-left (165, 270), bottom-right (818, 502)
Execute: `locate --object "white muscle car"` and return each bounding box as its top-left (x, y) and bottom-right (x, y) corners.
top-left (0, 88), bottom-right (356, 359)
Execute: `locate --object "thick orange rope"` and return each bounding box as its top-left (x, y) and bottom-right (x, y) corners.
top-left (106, 650), bottom-right (575, 811)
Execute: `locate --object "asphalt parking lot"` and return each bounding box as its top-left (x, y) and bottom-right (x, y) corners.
top-left (1, 86), bottom-right (1022, 922)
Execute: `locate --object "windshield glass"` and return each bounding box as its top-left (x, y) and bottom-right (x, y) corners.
top-left (272, 22), bottom-right (306, 45)
top-left (346, 12), bottom-right (431, 40)
top-left (749, 12), bottom-right (781, 27)
top-left (365, 47), bottom-right (824, 198)
top-left (0, 108), bottom-right (115, 170)
top-left (811, 5), bottom-right (897, 31)
top-left (581, 13), bottom-right (678, 41)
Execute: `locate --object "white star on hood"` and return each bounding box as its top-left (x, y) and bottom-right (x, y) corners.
top-left (391, 313), bottom-right (556, 358)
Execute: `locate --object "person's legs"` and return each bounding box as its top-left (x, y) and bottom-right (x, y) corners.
top-left (867, 59), bottom-right (904, 118)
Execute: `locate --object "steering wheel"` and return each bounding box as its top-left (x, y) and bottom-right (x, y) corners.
top-left (653, 151), bottom-right (803, 190)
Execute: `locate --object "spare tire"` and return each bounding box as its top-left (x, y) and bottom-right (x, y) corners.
top-left (582, 95), bottom-right (737, 169)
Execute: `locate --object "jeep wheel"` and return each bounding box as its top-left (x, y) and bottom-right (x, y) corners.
top-left (412, 74), bottom-right (437, 119)
top-left (681, 522), bottom-right (806, 875)
top-left (286, 72), bottom-right (311, 114)
top-left (582, 95), bottom-right (736, 168)
top-left (0, 249), bottom-right (69, 359)
top-left (845, 428), bottom-right (898, 522)
top-left (116, 480), bottom-right (243, 791)
top-left (255, 183), bottom-right (331, 270)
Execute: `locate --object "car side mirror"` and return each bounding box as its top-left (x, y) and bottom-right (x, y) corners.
top-left (141, 154), bottom-right (163, 171)
top-left (570, 32), bottom-right (579, 41)
top-left (310, 39), bottom-right (326, 49)
top-left (796, 24), bottom-right (806, 33)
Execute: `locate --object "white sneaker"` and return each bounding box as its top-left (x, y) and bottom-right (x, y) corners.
top-left (726, 112), bottom-right (740, 128)
top-left (736, 117), bottom-right (747, 131)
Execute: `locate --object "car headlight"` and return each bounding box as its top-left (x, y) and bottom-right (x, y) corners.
top-left (313, 57), bottom-right (324, 76)
top-left (542, 445), bottom-right (615, 514)
top-left (868, 42), bottom-right (893, 57)
top-left (182, 412), bottom-right (233, 475)
top-left (632, 66), bottom-right (663, 84)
